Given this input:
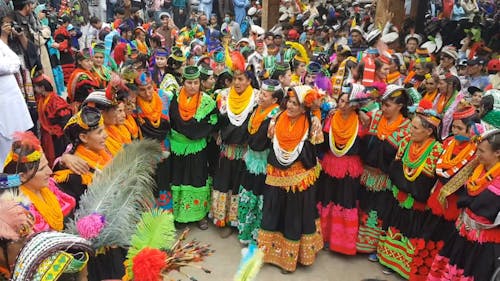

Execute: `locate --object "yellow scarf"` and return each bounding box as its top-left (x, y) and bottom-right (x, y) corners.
top-left (20, 185), bottom-right (63, 231)
top-left (228, 85), bottom-right (254, 115)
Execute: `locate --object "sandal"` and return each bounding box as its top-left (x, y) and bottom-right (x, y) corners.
top-left (198, 219), bottom-right (209, 230)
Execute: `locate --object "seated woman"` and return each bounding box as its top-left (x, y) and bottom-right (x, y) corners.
top-left (1, 135), bottom-right (79, 280)
top-left (53, 107), bottom-right (124, 281)
top-left (53, 106), bottom-right (111, 210)
top-left (0, 198), bottom-right (90, 281)
top-left (83, 89), bottom-right (132, 156)
top-left (2, 131), bottom-right (75, 233)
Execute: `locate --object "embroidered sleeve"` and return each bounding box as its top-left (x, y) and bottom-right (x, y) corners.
top-left (423, 142), bottom-right (443, 176)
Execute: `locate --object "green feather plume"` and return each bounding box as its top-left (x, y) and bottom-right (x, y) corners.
top-left (66, 139), bottom-right (163, 249)
top-left (125, 209), bottom-right (176, 279)
top-left (234, 245), bottom-right (264, 281)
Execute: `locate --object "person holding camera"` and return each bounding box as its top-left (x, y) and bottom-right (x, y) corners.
top-left (0, 15), bottom-right (34, 169)
top-left (9, 0), bottom-right (44, 137)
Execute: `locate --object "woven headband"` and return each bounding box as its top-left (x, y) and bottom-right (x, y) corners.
top-left (453, 106), bottom-right (476, 120)
top-left (262, 81), bottom-right (282, 92)
top-left (64, 110), bottom-right (104, 131)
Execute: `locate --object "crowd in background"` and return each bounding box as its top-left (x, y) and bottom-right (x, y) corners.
top-left (0, 0), bottom-right (499, 280)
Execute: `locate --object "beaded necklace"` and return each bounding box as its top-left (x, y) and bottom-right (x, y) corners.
top-left (402, 139), bottom-right (436, 181)
top-left (436, 139), bottom-right (476, 178)
top-left (466, 162), bottom-right (500, 196)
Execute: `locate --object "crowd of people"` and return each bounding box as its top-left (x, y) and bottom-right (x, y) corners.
top-left (0, 0), bottom-right (499, 280)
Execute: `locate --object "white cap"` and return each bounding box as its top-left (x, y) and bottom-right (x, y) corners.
top-left (381, 32), bottom-right (399, 44)
top-left (248, 7), bottom-right (257, 16)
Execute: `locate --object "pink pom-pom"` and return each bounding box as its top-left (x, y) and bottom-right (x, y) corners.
top-left (371, 82), bottom-right (387, 97)
top-left (76, 213), bottom-right (106, 239)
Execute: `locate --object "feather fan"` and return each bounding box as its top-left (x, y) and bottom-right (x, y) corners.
top-left (285, 41), bottom-right (310, 64)
top-left (125, 209), bottom-right (176, 280)
top-left (234, 244), bottom-right (264, 281)
top-left (0, 199), bottom-right (31, 240)
top-left (66, 139), bottom-right (163, 249)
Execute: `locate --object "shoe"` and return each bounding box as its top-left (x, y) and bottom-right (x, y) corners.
top-left (323, 242), bottom-right (330, 251)
top-left (368, 253), bottom-right (378, 262)
top-left (219, 227), bottom-right (233, 238)
top-left (198, 219), bottom-right (209, 230)
top-left (382, 267), bottom-right (394, 275)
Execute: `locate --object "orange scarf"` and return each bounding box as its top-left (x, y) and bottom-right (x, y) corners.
top-left (248, 104), bottom-right (279, 134)
top-left (422, 89), bottom-right (438, 103)
top-left (387, 71), bottom-right (401, 84)
top-left (20, 185), bottom-right (63, 231)
top-left (312, 109), bottom-right (321, 121)
top-left (435, 93), bottom-right (450, 114)
top-left (228, 85), bottom-right (253, 115)
top-left (105, 125), bottom-right (132, 156)
top-left (137, 92), bottom-right (163, 126)
top-left (124, 114), bottom-right (140, 139)
top-left (331, 110), bottom-right (358, 146)
top-left (178, 87), bottom-right (201, 121)
top-left (377, 114), bottom-right (404, 140)
top-left (74, 145), bottom-right (112, 172)
top-left (275, 112), bottom-right (309, 151)
top-left (466, 163), bottom-right (500, 196)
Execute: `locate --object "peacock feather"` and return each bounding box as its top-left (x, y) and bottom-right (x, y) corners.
top-left (66, 139), bottom-right (163, 249)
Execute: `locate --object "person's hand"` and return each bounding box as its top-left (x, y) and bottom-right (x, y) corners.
top-left (1, 22), bottom-right (12, 36)
top-left (60, 154), bottom-right (90, 175)
top-left (359, 111), bottom-right (370, 128)
top-left (51, 42), bottom-right (60, 48)
top-left (12, 27), bottom-right (25, 38)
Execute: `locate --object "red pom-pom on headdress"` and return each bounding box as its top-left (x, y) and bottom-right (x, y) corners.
top-left (132, 247), bottom-right (168, 281)
top-left (303, 88), bottom-right (322, 107)
top-left (229, 51), bottom-right (246, 73)
top-left (418, 99), bottom-right (433, 111)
